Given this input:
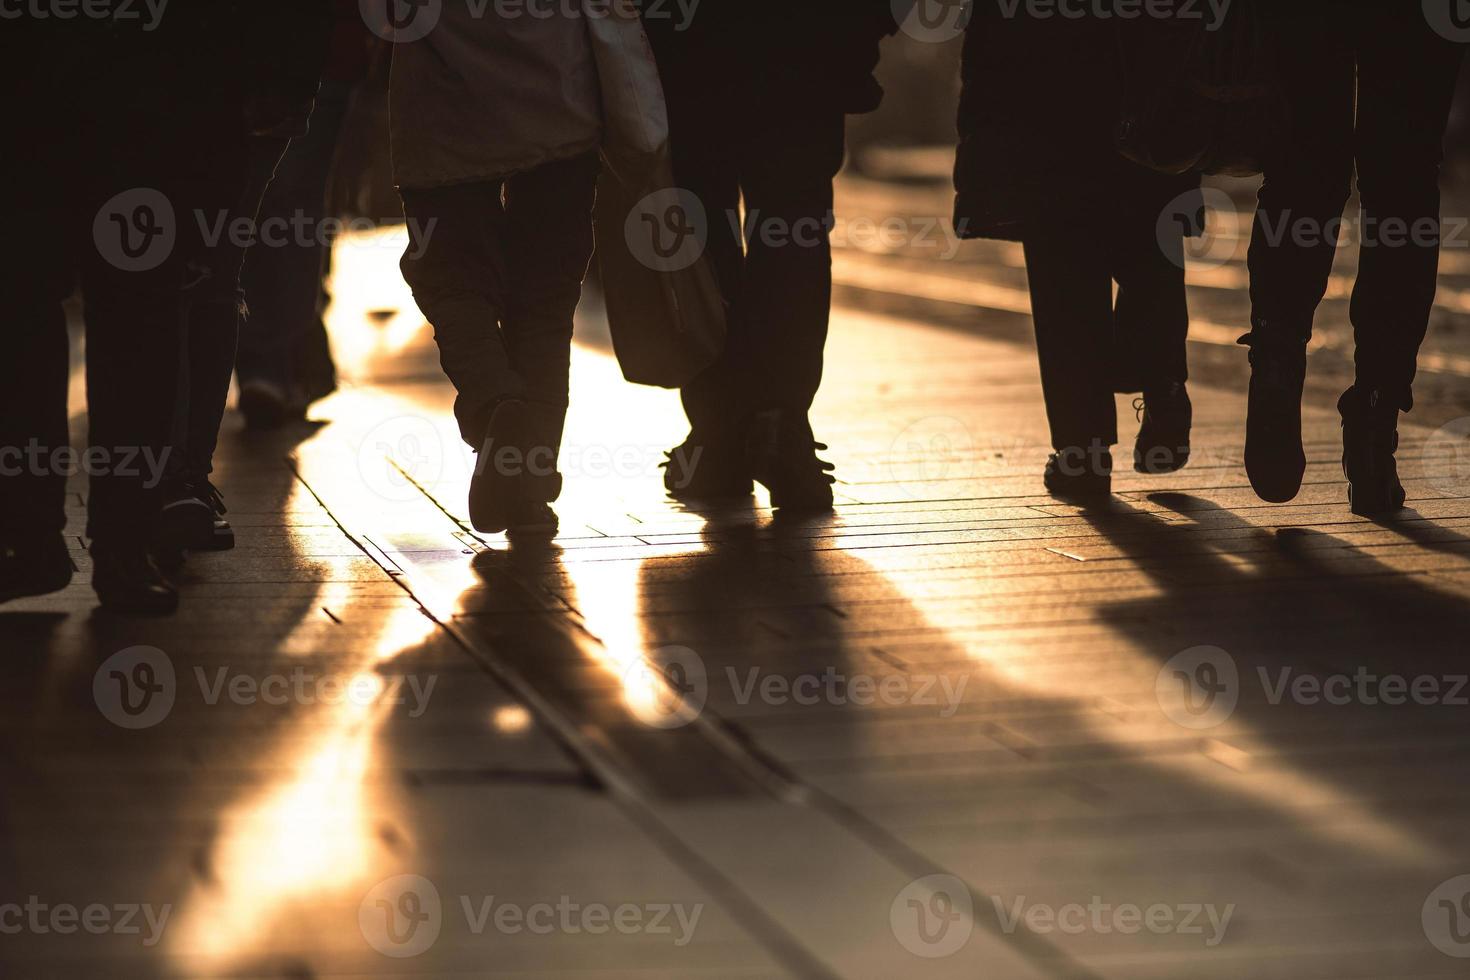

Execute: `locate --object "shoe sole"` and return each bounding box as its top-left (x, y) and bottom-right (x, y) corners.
top-left (470, 401), bottom-right (529, 534)
top-left (1134, 448), bottom-right (1192, 475)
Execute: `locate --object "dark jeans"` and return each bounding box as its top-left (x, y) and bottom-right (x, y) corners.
top-left (172, 137), bottom-right (291, 480)
top-left (238, 78), bottom-right (355, 392)
top-left (1248, 0), bottom-right (1467, 411)
top-left (399, 153), bottom-right (599, 470)
top-left (668, 109), bottom-right (848, 438)
top-left (1022, 185), bottom-right (1191, 454)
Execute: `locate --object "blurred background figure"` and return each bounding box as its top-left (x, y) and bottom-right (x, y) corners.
top-left (954, 5), bottom-right (1197, 500)
top-left (645, 0), bottom-right (898, 513)
top-left (235, 1), bottom-right (384, 430)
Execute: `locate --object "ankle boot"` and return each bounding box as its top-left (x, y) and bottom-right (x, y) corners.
top-left (1339, 386), bottom-right (1407, 517)
top-left (1242, 328), bottom-right (1308, 503)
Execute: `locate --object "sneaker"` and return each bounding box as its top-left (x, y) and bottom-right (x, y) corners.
top-left (158, 477), bottom-right (235, 553)
top-left (662, 430), bottom-right (753, 501)
top-left (1242, 333), bottom-right (1307, 503)
top-left (0, 533), bottom-right (74, 605)
top-left (1339, 386), bottom-right (1407, 517)
top-left (1133, 381), bottom-right (1193, 474)
top-left (91, 542), bottom-right (178, 615)
top-left (469, 399), bottom-right (530, 534)
top-left (238, 378), bottom-right (301, 431)
top-left (745, 410), bottom-right (835, 512)
top-left (1044, 446), bottom-right (1113, 500)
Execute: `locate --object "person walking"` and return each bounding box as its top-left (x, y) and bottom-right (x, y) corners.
top-left (954, 4), bottom-right (1197, 500)
top-left (392, 3), bottom-right (604, 535)
top-left (645, 1), bottom-right (898, 512)
top-left (1241, 1), bottom-right (1468, 515)
top-left (236, 1), bottom-right (383, 430)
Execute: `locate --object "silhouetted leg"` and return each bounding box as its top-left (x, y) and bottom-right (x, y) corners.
top-left (1112, 183), bottom-right (1190, 391)
top-left (1349, 6), bottom-right (1466, 411)
top-left (500, 153), bottom-right (599, 499)
top-left (399, 181), bottom-right (520, 447)
top-left (1022, 230), bottom-right (1117, 453)
top-left (176, 137), bottom-right (287, 478)
top-left (669, 121), bottom-right (745, 439)
top-left (0, 287), bottom-right (72, 546)
top-left (1246, 0), bottom-right (1356, 346)
top-left (238, 80), bottom-right (354, 391)
top-left (737, 110), bottom-right (846, 418)
top-left (79, 253), bottom-right (182, 550)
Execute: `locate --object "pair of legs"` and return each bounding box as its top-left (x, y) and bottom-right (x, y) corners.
top-left (399, 152), bottom-right (599, 515)
top-left (1021, 173), bottom-right (1191, 486)
top-left (659, 105), bottom-right (847, 509)
top-left (672, 109), bottom-right (847, 440)
top-left (1248, 1), bottom-right (1466, 401)
top-left (237, 78), bottom-right (356, 415)
top-left (1243, 0), bottom-right (1466, 510)
top-left (3, 114), bottom-right (186, 611)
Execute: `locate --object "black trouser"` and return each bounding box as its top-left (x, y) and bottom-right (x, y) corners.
top-left (1247, 0), bottom-right (1467, 411)
top-left (238, 78), bottom-right (355, 393)
top-left (399, 153), bottom-right (599, 478)
top-left (171, 136), bottom-right (289, 480)
top-left (4, 119), bottom-right (186, 548)
top-left (667, 108), bottom-right (848, 439)
top-left (1022, 184), bottom-right (1191, 455)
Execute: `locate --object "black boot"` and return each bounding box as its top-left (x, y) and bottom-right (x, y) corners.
top-left (1044, 444), bottom-right (1113, 500)
top-left (1242, 331), bottom-right (1308, 503)
top-left (745, 410), bottom-right (835, 512)
top-left (0, 533), bottom-right (75, 605)
top-left (1339, 386), bottom-right (1407, 517)
top-left (1133, 381), bottom-right (1193, 474)
top-left (662, 426), bottom-right (754, 502)
top-left (469, 399), bottom-right (530, 534)
top-left (91, 542), bottom-right (178, 615)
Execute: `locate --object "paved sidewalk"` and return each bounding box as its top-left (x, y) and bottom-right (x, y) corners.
top-left (2, 218), bottom-right (1469, 979)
